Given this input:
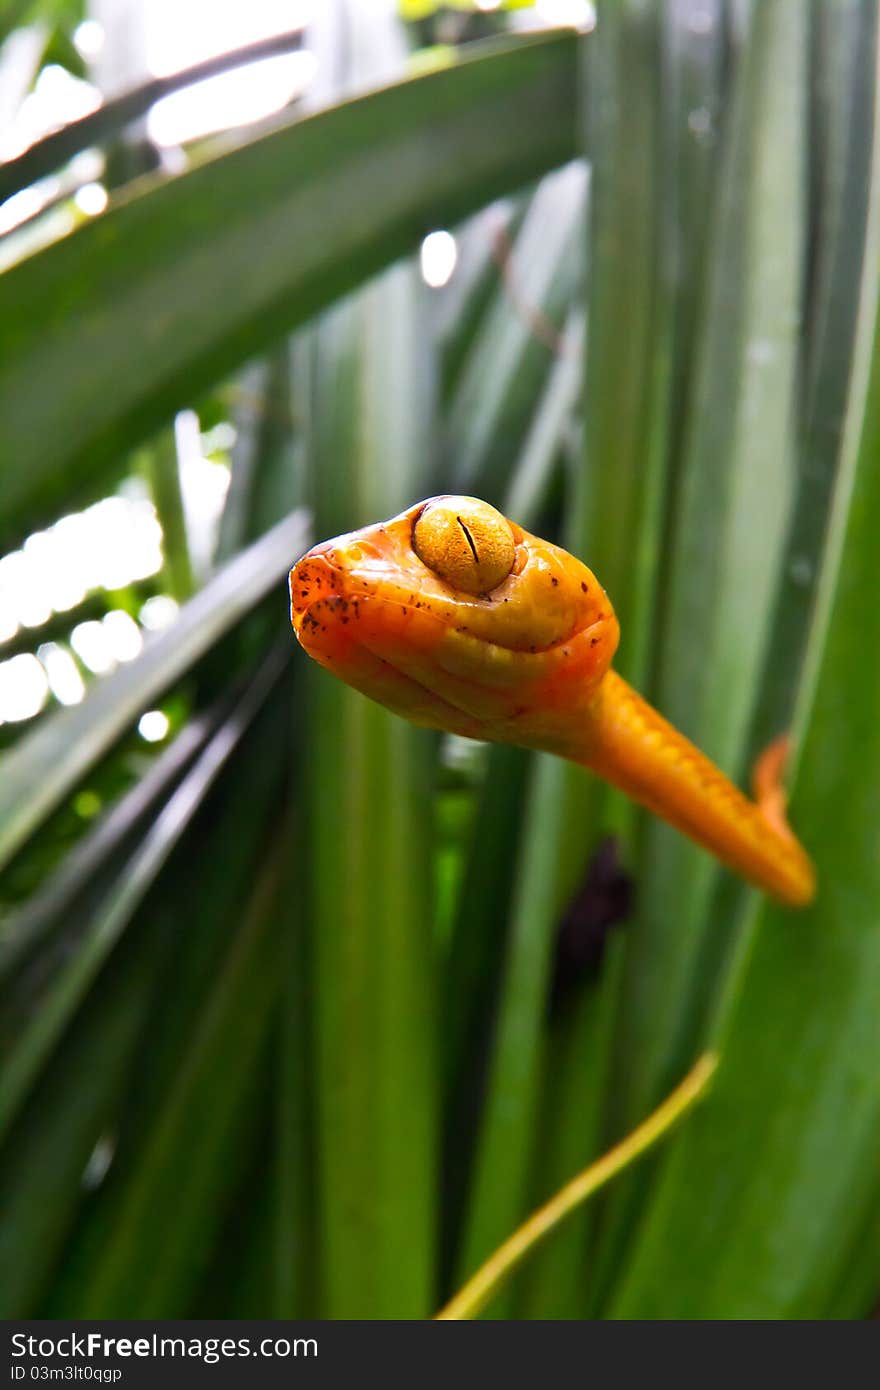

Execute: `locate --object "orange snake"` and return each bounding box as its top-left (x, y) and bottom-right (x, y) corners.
top-left (289, 496), bottom-right (815, 907)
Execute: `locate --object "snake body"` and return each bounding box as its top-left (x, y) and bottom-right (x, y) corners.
top-left (290, 496), bottom-right (815, 907)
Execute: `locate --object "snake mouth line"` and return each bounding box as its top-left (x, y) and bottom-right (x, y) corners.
top-left (301, 571), bottom-right (599, 658)
top-left (293, 585), bottom-right (608, 692)
top-left (353, 589), bottom-right (611, 666)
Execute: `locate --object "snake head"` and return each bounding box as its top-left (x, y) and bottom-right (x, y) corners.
top-left (289, 496), bottom-right (619, 752)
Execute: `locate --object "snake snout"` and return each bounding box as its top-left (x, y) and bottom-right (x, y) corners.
top-left (288, 549), bottom-right (346, 633)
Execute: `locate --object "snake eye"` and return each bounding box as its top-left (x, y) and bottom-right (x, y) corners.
top-left (412, 496), bottom-right (516, 595)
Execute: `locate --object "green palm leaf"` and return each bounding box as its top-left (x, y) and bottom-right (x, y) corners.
top-left (1, 0), bottom-right (877, 1324)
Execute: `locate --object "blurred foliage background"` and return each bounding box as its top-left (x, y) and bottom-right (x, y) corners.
top-left (0, 0), bottom-right (878, 1319)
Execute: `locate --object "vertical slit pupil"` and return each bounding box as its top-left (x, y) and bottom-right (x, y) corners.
top-left (457, 517), bottom-right (479, 565)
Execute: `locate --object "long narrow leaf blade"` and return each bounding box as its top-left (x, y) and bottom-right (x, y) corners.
top-left (604, 0), bottom-right (806, 1145)
top-left (0, 30), bottom-right (578, 544)
top-left (0, 651), bottom-right (285, 1137)
top-left (303, 13), bottom-right (438, 1306)
top-left (0, 509), bottom-right (308, 872)
top-left (610, 56), bottom-right (880, 1313)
